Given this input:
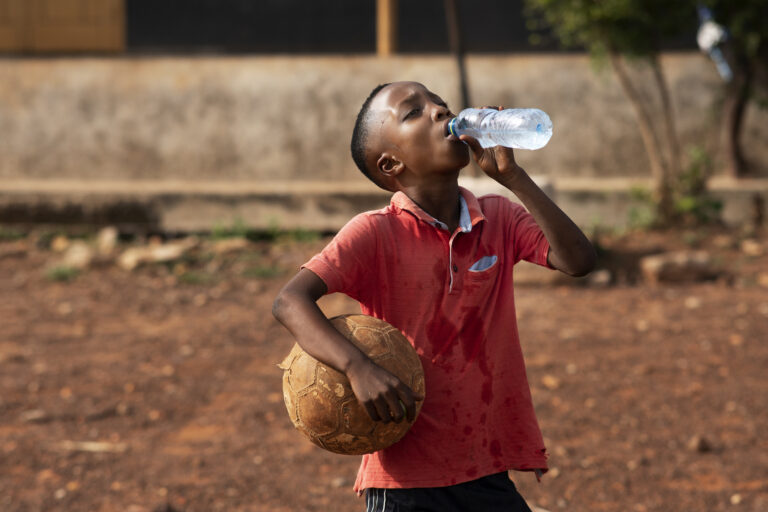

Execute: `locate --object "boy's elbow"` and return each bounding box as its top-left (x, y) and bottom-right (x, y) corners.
top-left (569, 262), bottom-right (595, 278)
top-left (570, 245), bottom-right (598, 277)
top-left (556, 243), bottom-right (597, 277)
top-left (272, 289), bottom-right (291, 322)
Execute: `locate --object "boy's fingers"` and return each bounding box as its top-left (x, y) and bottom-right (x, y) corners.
top-left (494, 145), bottom-right (512, 164)
top-left (364, 402), bottom-right (382, 423)
top-left (402, 399), bottom-right (415, 423)
top-left (384, 392), bottom-right (405, 423)
top-left (372, 398), bottom-right (393, 424)
top-left (459, 135), bottom-right (483, 158)
top-left (396, 384), bottom-right (423, 423)
top-left (401, 394), bottom-right (417, 423)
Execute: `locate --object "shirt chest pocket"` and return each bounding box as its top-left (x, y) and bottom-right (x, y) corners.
top-left (462, 255), bottom-right (500, 297)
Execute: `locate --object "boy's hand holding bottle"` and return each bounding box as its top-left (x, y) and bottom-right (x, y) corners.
top-left (458, 106), bottom-right (529, 188)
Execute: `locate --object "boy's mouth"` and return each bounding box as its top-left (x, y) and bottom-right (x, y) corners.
top-left (443, 119), bottom-right (460, 141)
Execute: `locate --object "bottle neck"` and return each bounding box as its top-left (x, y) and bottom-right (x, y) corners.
top-left (448, 118), bottom-right (458, 137)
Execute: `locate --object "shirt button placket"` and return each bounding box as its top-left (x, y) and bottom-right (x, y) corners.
top-left (448, 235), bottom-right (460, 293)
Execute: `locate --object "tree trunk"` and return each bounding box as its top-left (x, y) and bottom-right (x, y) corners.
top-left (650, 56), bottom-right (682, 180)
top-left (722, 68), bottom-right (751, 177)
top-left (444, 0), bottom-right (470, 109)
top-left (610, 52), bottom-right (675, 222)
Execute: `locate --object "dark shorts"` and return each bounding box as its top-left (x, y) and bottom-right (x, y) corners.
top-left (363, 472), bottom-right (533, 512)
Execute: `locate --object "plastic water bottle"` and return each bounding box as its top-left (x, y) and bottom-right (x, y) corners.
top-left (448, 108), bottom-right (553, 150)
top-left (696, 5), bottom-right (732, 82)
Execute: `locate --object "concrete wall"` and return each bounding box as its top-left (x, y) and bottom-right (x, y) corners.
top-left (2, 54), bottom-right (767, 232)
top-left (2, 54), bottom-right (766, 184)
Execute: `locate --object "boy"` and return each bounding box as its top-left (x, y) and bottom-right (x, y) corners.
top-left (272, 81), bottom-right (596, 511)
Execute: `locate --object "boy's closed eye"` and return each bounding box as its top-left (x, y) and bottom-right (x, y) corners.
top-left (403, 102), bottom-right (449, 121)
top-left (404, 108), bottom-right (421, 120)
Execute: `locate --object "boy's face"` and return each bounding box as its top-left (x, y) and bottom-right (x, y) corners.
top-left (367, 82), bottom-right (469, 185)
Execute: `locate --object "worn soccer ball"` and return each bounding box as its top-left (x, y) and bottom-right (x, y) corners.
top-left (279, 314), bottom-right (425, 455)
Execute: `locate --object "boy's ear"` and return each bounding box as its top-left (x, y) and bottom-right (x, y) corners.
top-left (376, 152), bottom-right (405, 179)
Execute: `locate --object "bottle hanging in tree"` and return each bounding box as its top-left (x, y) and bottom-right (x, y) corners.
top-left (696, 5), bottom-right (733, 82)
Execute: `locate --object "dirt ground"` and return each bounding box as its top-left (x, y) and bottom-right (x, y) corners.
top-left (1, 227), bottom-right (767, 512)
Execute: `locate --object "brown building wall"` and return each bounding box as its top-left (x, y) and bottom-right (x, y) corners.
top-left (0, 0), bottom-right (123, 53)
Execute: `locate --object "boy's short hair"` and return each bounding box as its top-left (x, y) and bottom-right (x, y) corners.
top-left (350, 83), bottom-right (391, 191)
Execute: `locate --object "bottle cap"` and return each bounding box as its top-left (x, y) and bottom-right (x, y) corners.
top-left (448, 118), bottom-right (458, 138)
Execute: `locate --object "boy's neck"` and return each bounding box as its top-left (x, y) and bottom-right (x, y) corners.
top-left (399, 180), bottom-right (462, 233)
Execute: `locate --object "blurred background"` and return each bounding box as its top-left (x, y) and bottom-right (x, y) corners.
top-left (0, 1), bottom-right (767, 511)
top-left (1, 0), bottom-right (766, 231)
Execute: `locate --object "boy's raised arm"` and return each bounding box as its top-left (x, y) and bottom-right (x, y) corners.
top-left (272, 268), bottom-right (422, 423)
top-left (496, 169), bottom-right (596, 276)
top-left (460, 133), bottom-right (597, 277)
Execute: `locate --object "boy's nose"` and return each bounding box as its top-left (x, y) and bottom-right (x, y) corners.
top-left (431, 104), bottom-right (450, 122)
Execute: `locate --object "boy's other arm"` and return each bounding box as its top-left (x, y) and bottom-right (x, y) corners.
top-left (272, 268), bottom-right (423, 423)
top-left (460, 134), bottom-right (597, 276)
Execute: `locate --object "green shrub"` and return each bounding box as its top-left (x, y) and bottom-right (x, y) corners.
top-left (177, 271), bottom-right (214, 285)
top-left (625, 148), bottom-right (722, 228)
top-left (211, 217), bottom-right (249, 240)
top-left (673, 147), bottom-right (722, 225)
top-left (46, 266), bottom-right (80, 282)
top-left (242, 266), bottom-right (284, 279)
top-left (0, 227), bottom-right (25, 241)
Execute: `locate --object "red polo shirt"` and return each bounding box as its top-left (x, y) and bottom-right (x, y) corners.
top-left (303, 187), bottom-right (552, 492)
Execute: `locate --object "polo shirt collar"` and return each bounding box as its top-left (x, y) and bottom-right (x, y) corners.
top-left (391, 186), bottom-right (486, 232)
